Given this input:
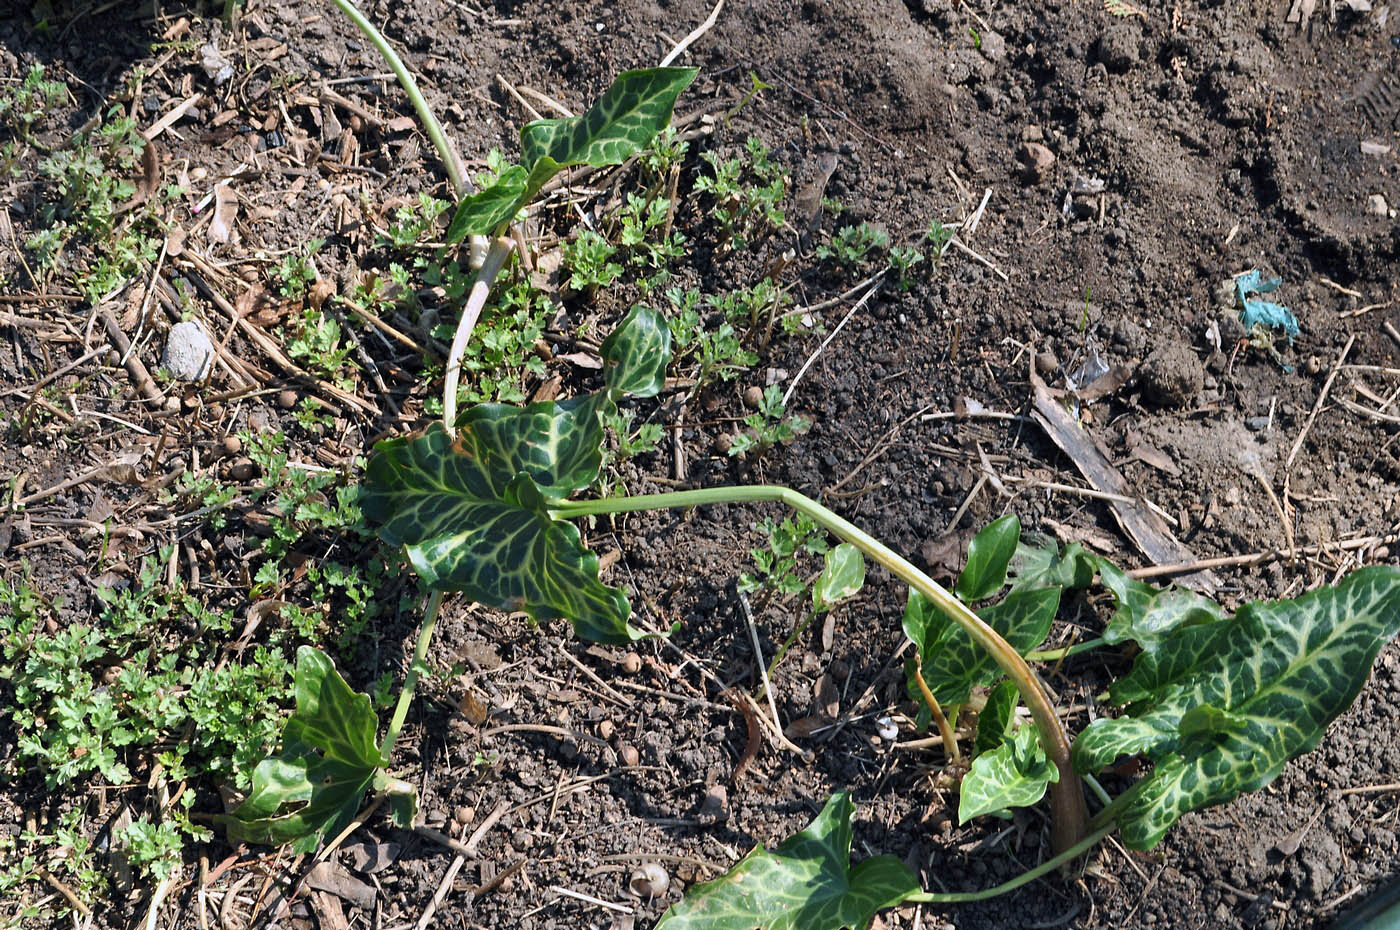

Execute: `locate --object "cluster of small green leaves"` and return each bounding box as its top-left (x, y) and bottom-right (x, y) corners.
top-left (666, 286), bottom-right (758, 391)
top-left (739, 513), bottom-right (827, 597)
top-left (694, 136), bottom-right (787, 249)
top-left (563, 229), bottom-right (623, 291)
top-left (0, 564), bottom-right (295, 899)
top-left (708, 277), bottom-right (792, 333)
top-left (730, 385), bottom-right (809, 457)
top-left (274, 238), bottom-right (324, 299)
top-left (0, 808), bottom-right (104, 925)
top-left (615, 191), bottom-right (686, 285)
top-left (24, 97), bottom-right (161, 301)
top-left (816, 222), bottom-right (890, 269)
top-left (0, 63), bottom-right (66, 138)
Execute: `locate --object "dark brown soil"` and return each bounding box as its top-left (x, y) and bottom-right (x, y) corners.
top-left (4, 0), bottom-right (1400, 928)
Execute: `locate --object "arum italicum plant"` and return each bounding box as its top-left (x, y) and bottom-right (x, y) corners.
top-left (303, 287), bottom-right (1400, 925)
top-left (220, 38), bottom-right (1400, 927)
top-left (230, 292), bottom-right (1400, 922)
top-left (223, 67), bottom-right (696, 851)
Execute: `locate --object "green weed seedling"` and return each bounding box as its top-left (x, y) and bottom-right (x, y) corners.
top-left (817, 222), bottom-right (891, 270)
top-left (694, 136), bottom-right (787, 249)
top-left (729, 384), bottom-right (809, 457)
top-left (888, 245), bottom-right (925, 290)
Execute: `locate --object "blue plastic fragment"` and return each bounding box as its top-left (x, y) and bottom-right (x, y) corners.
top-left (1236, 270), bottom-right (1300, 341)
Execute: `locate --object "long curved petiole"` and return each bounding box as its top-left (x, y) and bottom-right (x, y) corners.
top-left (552, 484), bottom-right (1090, 852)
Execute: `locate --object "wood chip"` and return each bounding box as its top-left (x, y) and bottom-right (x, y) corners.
top-left (1031, 375), bottom-right (1217, 592)
top-left (208, 183), bottom-right (238, 244)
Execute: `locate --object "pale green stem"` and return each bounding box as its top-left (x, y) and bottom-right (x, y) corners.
top-left (903, 817), bottom-right (1115, 905)
top-left (1025, 636), bottom-right (1105, 663)
top-left (553, 485), bottom-right (1090, 853)
top-left (382, 589), bottom-right (444, 758)
top-left (325, 0), bottom-right (467, 196)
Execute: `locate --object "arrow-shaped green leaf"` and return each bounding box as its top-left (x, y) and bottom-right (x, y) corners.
top-left (814, 544), bottom-right (865, 612)
top-left (223, 647), bottom-right (410, 853)
top-left (600, 305), bottom-right (671, 398)
top-left (444, 164), bottom-right (528, 242)
top-left (956, 514), bottom-right (1020, 602)
top-left (959, 724), bottom-right (1059, 823)
top-left (362, 398), bottom-right (642, 644)
top-left (655, 791), bottom-right (918, 930)
top-left (974, 679), bottom-right (1019, 757)
top-left (1073, 566), bottom-right (1400, 849)
top-left (904, 583), bottom-right (1060, 708)
top-left (520, 68), bottom-right (698, 173)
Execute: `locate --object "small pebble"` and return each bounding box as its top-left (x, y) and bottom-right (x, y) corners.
top-left (742, 385), bottom-right (764, 409)
top-left (278, 388), bottom-right (299, 409)
top-left (1033, 350), bottom-right (1058, 375)
top-left (162, 321), bottom-right (214, 381)
top-left (229, 459), bottom-right (258, 481)
top-left (454, 805), bottom-right (473, 825)
top-left (1368, 194), bottom-right (1389, 217)
top-left (621, 652), bottom-right (642, 675)
top-left (698, 785), bottom-right (729, 823)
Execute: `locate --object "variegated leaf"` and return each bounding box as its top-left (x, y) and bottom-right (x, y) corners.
top-left (362, 398), bottom-right (642, 644)
top-left (905, 584), bottom-right (1060, 708)
top-left (223, 647), bottom-right (391, 852)
top-left (654, 792), bottom-right (918, 930)
top-left (1010, 537), bottom-right (1096, 592)
top-left (444, 164), bottom-right (527, 242)
top-left (600, 305), bottom-right (671, 398)
top-left (520, 68), bottom-right (698, 172)
top-left (1074, 566), bottom-right (1400, 849)
top-left (959, 724), bottom-right (1058, 823)
top-left (1098, 560), bottom-right (1224, 654)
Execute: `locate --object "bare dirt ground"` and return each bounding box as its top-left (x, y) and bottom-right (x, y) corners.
top-left (3, 0), bottom-right (1400, 928)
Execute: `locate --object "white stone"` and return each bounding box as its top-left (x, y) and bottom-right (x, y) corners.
top-left (1368, 194), bottom-right (1389, 217)
top-left (162, 321), bottom-right (214, 381)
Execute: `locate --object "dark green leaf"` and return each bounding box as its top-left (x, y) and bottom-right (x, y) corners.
top-left (223, 647), bottom-right (386, 853)
top-left (974, 680), bottom-right (1019, 756)
top-left (654, 791), bottom-right (918, 930)
top-left (520, 68), bottom-right (698, 171)
top-left (362, 400), bottom-right (643, 644)
top-left (522, 155), bottom-right (561, 203)
top-left (600, 305), bottom-right (672, 398)
top-left (1098, 560), bottom-right (1224, 655)
top-left (958, 725), bottom-right (1058, 823)
top-left (905, 584), bottom-right (1059, 708)
top-left (1010, 538), bottom-right (1096, 591)
top-left (814, 544), bottom-right (865, 612)
top-left (445, 165), bottom-right (527, 242)
top-left (956, 514), bottom-right (1021, 602)
top-left (1073, 566), bottom-right (1400, 849)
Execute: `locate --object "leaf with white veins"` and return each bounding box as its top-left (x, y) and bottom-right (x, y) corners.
top-left (655, 792), bottom-right (918, 930)
top-left (1074, 566), bottom-right (1400, 849)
